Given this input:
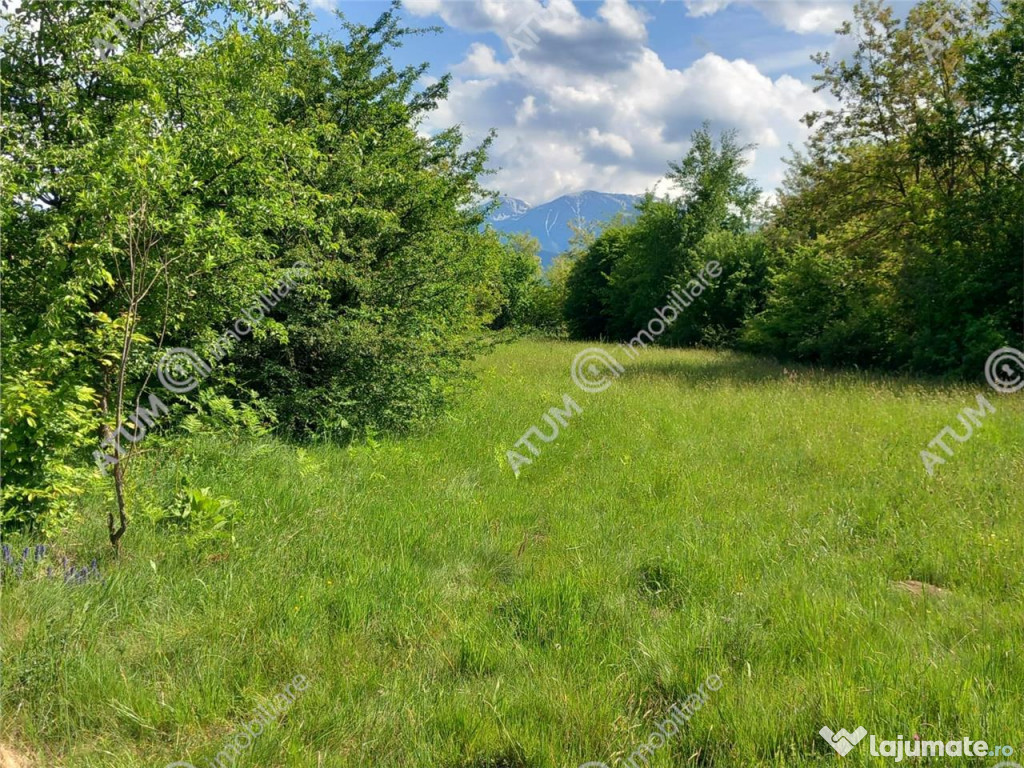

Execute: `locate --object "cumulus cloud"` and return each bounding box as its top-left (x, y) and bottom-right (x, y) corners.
top-left (409, 0), bottom-right (835, 203)
top-left (685, 0), bottom-right (851, 36)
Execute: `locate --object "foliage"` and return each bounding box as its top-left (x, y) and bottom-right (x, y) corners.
top-left (603, 198), bottom-right (684, 339)
top-left (565, 127), bottom-right (772, 346)
top-left (742, 234), bottom-right (896, 366)
top-left (1, 0), bottom-right (501, 533)
top-left (0, 361), bottom-right (99, 530)
top-left (488, 233), bottom-right (544, 331)
top-left (560, 2), bottom-right (1021, 378)
top-left (563, 221), bottom-right (631, 339)
top-left (528, 252), bottom-right (574, 335)
top-left (753, 0), bottom-right (1023, 374)
top-left (228, 7), bottom-right (501, 442)
top-left (666, 230), bottom-right (776, 348)
top-left (158, 485), bottom-right (242, 545)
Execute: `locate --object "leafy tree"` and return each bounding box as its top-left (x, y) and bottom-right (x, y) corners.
top-left (603, 197), bottom-right (683, 339)
top-left (667, 124), bottom-right (761, 249)
top-left (231, 5), bottom-right (500, 441)
top-left (669, 230), bottom-right (776, 348)
top-left (1, 0), bottom-right (502, 542)
top-left (489, 233), bottom-right (544, 331)
top-left (567, 126), bottom-right (768, 346)
top-left (563, 222), bottom-right (631, 339)
top-left (2, 0), bottom-right (310, 543)
top-left (755, 0), bottom-right (1023, 373)
top-left (528, 252), bottom-right (574, 334)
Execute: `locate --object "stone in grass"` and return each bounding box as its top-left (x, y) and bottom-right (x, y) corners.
top-left (0, 743), bottom-right (33, 768)
top-left (892, 579), bottom-right (948, 597)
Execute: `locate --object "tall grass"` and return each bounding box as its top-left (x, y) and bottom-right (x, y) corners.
top-left (3, 340), bottom-right (1022, 766)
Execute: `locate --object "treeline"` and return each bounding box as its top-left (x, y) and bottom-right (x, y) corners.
top-left (526, 0), bottom-right (1022, 373)
top-left (0, 0), bottom-right (532, 535)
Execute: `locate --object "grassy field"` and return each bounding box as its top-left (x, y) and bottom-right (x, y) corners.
top-left (2, 338), bottom-right (1023, 767)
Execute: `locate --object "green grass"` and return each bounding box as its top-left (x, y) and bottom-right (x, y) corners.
top-left (3, 339), bottom-right (1023, 767)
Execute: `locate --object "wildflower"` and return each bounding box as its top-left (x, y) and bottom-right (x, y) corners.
top-left (2, 545), bottom-right (11, 563)
top-left (20, 547), bottom-right (29, 562)
top-left (35, 544), bottom-right (46, 561)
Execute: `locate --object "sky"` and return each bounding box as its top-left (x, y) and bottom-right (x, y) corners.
top-left (306, 0), bottom-right (889, 205)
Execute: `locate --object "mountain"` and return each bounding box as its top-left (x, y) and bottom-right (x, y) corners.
top-left (485, 190), bottom-right (642, 266)
top-left (488, 196), bottom-right (532, 221)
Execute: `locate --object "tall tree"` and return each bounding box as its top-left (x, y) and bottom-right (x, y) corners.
top-left (752, 0), bottom-right (1022, 372)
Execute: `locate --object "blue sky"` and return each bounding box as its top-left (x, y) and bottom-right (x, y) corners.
top-left (301, 1), bottom-right (897, 204)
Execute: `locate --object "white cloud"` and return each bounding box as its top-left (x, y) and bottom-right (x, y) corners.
top-left (596, 0), bottom-right (649, 39)
top-left (457, 42), bottom-right (508, 77)
top-left (758, 1), bottom-right (850, 35)
top-left (410, 0), bottom-right (835, 204)
top-left (587, 128), bottom-right (634, 159)
top-left (685, 0), bottom-right (851, 36)
top-left (515, 94), bottom-right (538, 125)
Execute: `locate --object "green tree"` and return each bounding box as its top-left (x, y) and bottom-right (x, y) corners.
top-left (1, 0), bottom-right (502, 543)
top-left (563, 221), bottom-right (631, 340)
top-left (232, 5), bottom-right (500, 440)
top-left (2, 0), bottom-right (311, 543)
top-left (489, 232), bottom-right (543, 331)
top-left (567, 126), bottom-right (767, 346)
top-left (528, 252), bottom-right (574, 334)
top-left (753, 0), bottom-right (1023, 373)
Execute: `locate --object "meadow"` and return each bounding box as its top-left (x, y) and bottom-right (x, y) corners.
top-left (2, 339), bottom-right (1022, 767)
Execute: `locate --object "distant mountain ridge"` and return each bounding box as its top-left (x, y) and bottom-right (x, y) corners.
top-left (485, 190), bottom-right (642, 265)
